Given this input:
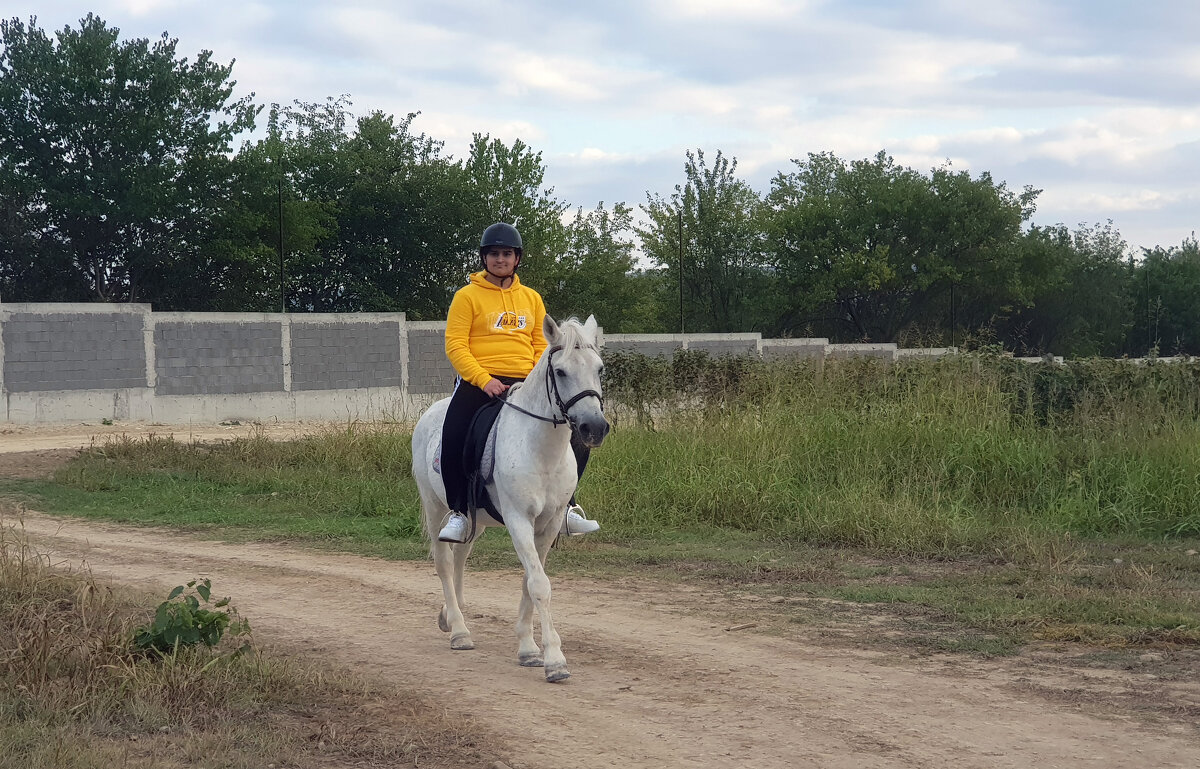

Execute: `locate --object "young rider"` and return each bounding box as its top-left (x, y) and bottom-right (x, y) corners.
top-left (436, 222), bottom-right (600, 544)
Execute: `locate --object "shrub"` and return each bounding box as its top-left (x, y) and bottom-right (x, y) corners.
top-left (132, 578), bottom-right (250, 655)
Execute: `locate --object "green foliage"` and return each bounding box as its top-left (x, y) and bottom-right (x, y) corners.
top-left (0, 14), bottom-right (257, 304)
top-left (24, 426), bottom-right (427, 556)
top-left (551, 203), bottom-right (660, 332)
top-left (132, 578), bottom-right (250, 655)
top-left (998, 222), bottom-right (1133, 356)
top-left (765, 150), bottom-right (1039, 342)
top-left (237, 98), bottom-right (474, 316)
top-left (461, 134), bottom-right (569, 292)
top-left (599, 350), bottom-right (1200, 546)
top-left (1131, 236), bottom-right (1200, 356)
top-left (1, 527), bottom-right (479, 768)
top-left (640, 150), bottom-right (772, 332)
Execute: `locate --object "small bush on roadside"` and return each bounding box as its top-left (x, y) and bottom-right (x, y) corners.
top-left (132, 578), bottom-right (251, 655)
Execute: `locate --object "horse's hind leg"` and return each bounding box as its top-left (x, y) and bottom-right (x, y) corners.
top-left (432, 540), bottom-right (475, 650)
top-left (515, 593), bottom-right (542, 667)
top-left (516, 582), bottom-right (542, 667)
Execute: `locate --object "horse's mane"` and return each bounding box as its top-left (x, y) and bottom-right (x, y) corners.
top-left (546, 316), bottom-right (597, 367)
top-left (506, 317), bottom-right (597, 401)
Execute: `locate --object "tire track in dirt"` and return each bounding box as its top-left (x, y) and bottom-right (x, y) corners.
top-left (11, 511), bottom-right (1197, 769)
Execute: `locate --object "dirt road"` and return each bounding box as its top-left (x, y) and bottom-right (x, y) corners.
top-left (4, 423), bottom-right (1198, 768)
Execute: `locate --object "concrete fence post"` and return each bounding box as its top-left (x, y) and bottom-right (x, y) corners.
top-left (281, 315), bottom-right (292, 392)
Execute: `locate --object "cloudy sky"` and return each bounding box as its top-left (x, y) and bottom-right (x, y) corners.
top-left (9, 1), bottom-right (1200, 253)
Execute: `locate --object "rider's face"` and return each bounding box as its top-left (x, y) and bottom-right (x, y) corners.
top-left (483, 246), bottom-right (518, 277)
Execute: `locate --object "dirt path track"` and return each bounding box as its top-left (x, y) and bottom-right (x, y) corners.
top-left (13, 511), bottom-right (1197, 769)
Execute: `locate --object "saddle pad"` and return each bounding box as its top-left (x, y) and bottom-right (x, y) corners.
top-left (432, 427), bottom-right (497, 481)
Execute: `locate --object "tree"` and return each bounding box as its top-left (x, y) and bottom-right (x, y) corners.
top-left (0, 14), bottom-right (257, 303)
top-left (237, 98), bottom-right (470, 317)
top-left (1132, 236), bottom-right (1200, 356)
top-left (459, 134), bottom-right (568, 292)
top-left (336, 109), bottom-right (471, 318)
top-left (548, 202), bottom-right (659, 332)
top-left (640, 150), bottom-right (771, 333)
top-left (999, 222), bottom-right (1132, 356)
top-left (765, 151), bottom-right (1039, 342)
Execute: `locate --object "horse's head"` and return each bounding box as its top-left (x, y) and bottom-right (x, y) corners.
top-left (543, 314), bottom-right (610, 448)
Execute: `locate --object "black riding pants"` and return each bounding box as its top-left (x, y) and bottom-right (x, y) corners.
top-left (441, 377), bottom-right (590, 513)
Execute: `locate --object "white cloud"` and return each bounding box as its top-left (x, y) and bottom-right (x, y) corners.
top-left (327, 7), bottom-right (462, 64)
top-left (115, 0), bottom-right (177, 16)
top-left (657, 0), bottom-right (808, 20)
top-left (574, 148), bottom-right (625, 162)
top-left (1042, 187), bottom-right (1173, 215)
top-left (492, 49), bottom-right (607, 102)
top-left (1081, 190), bottom-right (1173, 212)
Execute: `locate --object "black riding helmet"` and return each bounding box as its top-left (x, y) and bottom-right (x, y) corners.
top-left (479, 222), bottom-right (523, 269)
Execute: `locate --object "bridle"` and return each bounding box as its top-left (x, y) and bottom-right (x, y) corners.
top-left (502, 345), bottom-right (603, 432)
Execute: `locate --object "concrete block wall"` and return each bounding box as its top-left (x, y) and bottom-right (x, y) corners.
top-left (1, 306), bottom-right (149, 392)
top-left (0, 302), bottom-right (978, 425)
top-left (155, 320), bottom-right (283, 395)
top-left (406, 323), bottom-right (456, 394)
top-left (603, 332), bottom-right (763, 360)
top-left (0, 304), bottom-right (428, 424)
top-left (761, 339), bottom-right (829, 361)
top-left (290, 321), bottom-right (402, 391)
top-left (896, 347), bottom-right (957, 360)
top-left (602, 333), bottom-right (684, 359)
top-left (680, 333), bottom-right (761, 358)
top-left (826, 343), bottom-right (899, 361)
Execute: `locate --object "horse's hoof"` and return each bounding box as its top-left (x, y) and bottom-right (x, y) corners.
top-left (437, 608), bottom-right (449, 633)
top-left (518, 653), bottom-right (544, 667)
top-left (544, 664), bottom-right (571, 683)
top-left (450, 633), bottom-right (475, 650)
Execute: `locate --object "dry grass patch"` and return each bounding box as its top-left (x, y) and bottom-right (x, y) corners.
top-left (0, 518), bottom-right (493, 769)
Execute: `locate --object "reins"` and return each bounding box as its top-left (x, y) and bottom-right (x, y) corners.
top-left (501, 345), bottom-right (603, 431)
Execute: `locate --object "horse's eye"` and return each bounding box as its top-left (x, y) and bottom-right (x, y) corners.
top-left (555, 368), bottom-right (568, 378)
top-left (598, 366), bottom-right (606, 377)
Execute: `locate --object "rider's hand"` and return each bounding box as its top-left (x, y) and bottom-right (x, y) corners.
top-left (483, 378), bottom-right (509, 398)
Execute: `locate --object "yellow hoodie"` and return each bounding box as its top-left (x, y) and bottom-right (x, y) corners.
top-left (445, 271), bottom-right (548, 389)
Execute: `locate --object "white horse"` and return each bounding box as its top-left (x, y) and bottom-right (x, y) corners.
top-left (411, 314), bottom-right (609, 683)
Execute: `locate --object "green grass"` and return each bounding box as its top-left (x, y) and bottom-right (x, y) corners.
top-left (7, 429), bottom-right (432, 559)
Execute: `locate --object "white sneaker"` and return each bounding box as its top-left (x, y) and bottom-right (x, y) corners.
top-left (438, 512), bottom-right (469, 543)
top-left (563, 505), bottom-right (600, 536)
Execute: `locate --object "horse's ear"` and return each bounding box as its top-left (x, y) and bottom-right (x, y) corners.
top-left (583, 315), bottom-right (598, 337)
top-left (543, 313), bottom-right (560, 344)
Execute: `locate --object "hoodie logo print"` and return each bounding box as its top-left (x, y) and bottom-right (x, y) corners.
top-left (492, 311), bottom-right (527, 331)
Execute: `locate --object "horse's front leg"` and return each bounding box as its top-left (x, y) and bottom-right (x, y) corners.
top-left (515, 520), bottom-right (558, 669)
top-left (507, 517), bottom-right (568, 682)
top-left (432, 539), bottom-right (475, 650)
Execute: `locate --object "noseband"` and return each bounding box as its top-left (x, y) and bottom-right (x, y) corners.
top-left (502, 345), bottom-right (603, 431)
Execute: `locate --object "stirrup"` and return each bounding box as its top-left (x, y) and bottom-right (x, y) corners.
top-left (563, 505), bottom-right (600, 536)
